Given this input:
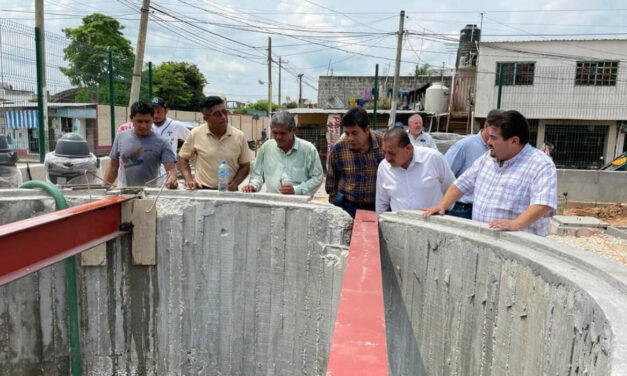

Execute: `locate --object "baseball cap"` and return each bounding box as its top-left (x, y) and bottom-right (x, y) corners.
top-left (151, 97), bottom-right (167, 108)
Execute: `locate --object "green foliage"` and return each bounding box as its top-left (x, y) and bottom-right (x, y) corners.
top-left (74, 82), bottom-right (132, 106)
top-left (61, 13), bottom-right (135, 87)
top-left (232, 100), bottom-right (278, 115)
top-left (74, 68), bottom-right (150, 106)
top-left (152, 61), bottom-right (207, 111)
top-left (413, 63), bottom-right (434, 77)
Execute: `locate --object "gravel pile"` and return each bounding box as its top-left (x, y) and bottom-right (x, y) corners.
top-left (548, 232), bottom-right (627, 267)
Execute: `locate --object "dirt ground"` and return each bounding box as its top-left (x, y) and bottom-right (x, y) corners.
top-left (564, 202), bottom-right (627, 227)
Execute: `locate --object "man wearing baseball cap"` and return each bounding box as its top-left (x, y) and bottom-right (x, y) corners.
top-left (150, 97), bottom-right (190, 185)
top-left (151, 97), bottom-right (190, 152)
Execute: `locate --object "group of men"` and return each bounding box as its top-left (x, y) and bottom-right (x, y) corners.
top-left (104, 96), bottom-right (324, 197)
top-left (104, 97), bottom-right (557, 237)
top-left (326, 107), bottom-right (557, 236)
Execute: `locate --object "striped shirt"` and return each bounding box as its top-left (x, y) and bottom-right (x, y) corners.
top-left (454, 144), bottom-right (557, 236)
top-left (326, 131), bottom-right (385, 205)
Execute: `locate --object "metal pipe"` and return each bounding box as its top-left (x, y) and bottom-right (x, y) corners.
top-left (34, 27), bottom-right (46, 163)
top-left (148, 61), bottom-right (153, 99)
top-left (497, 64), bottom-right (504, 109)
top-left (18, 180), bottom-right (81, 376)
top-left (373, 64), bottom-right (379, 130)
top-left (108, 48), bottom-right (115, 145)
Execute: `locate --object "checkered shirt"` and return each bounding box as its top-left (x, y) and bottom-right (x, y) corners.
top-left (325, 131), bottom-right (385, 205)
top-left (454, 144), bottom-right (557, 236)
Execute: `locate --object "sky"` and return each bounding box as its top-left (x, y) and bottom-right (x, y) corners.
top-left (1, 0), bottom-right (626, 104)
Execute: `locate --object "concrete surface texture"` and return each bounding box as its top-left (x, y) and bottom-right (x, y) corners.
top-left (557, 169), bottom-right (627, 204)
top-left (379, 210), bottom-right (627, 376)
top-left (0, 190), bottom-right (352, 375)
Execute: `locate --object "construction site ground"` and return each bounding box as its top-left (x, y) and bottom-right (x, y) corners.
top-left (550, 202), bottom-right (627, 267)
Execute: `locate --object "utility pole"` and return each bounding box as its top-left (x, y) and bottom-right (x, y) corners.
top-left (267, 37), bottom-right (272, 121)
top-left (388, 10), bottom-right (405, 128)
top-left (278, 57), bottom-right (281, 108)
top-left (128, 0), bottom-right (150, 106)
top-left (297, 74), bottom-right (304, 108)
top-left (35, 0), bottom-right (49, 156)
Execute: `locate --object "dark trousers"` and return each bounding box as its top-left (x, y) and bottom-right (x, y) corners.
top-left (334, 197), bottom-right (375, 218)
top-left (447, 202), bottom-right (473, 220)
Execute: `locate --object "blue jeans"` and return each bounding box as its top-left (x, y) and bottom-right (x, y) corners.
top-left (447, 202), bottom-right (473, 220)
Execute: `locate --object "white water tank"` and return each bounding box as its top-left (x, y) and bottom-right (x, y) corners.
top-left (424, 83), bottom-right (450, 114)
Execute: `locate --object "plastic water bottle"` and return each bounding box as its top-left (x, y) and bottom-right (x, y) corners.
top-left (218, 159), bottom-right (229, 192)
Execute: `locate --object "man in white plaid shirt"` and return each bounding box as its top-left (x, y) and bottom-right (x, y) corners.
top-left (423, 110), bottom-right (557, 236)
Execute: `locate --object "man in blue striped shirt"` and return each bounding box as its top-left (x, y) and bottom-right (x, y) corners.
top-left (444, 110), bottom-right (500, 219)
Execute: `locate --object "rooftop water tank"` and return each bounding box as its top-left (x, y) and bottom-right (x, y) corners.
top-left (424, 83), bottom-right (450, 114)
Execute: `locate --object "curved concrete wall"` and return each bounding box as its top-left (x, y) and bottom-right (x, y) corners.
top-left (380, 211), bottom-right (627, 376)
top-left (3, 191), bottom-right (627, 375)
top-left (0, 190), bottom-right (352, 375)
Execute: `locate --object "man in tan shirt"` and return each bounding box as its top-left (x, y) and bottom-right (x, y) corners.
top-left (178, 96), bottom-right (251, 190)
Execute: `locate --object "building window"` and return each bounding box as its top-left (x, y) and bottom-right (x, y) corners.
top-left (575, 61), bottom-right (618, 86)
top-left (495, 62), bottom-right (535, 86)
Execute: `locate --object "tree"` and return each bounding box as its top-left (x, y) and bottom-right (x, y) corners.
top-left (232, 100), bottom-right (278, 115)
top-left (413, 63), bottom-right (434, 77)
top-left (61, 13), bottom-right (135, 87)
top-left (152, 62), bottom-right (207, 111)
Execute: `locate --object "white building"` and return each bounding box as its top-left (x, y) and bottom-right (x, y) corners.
top-left (474, 39), bottom-right (627, 169)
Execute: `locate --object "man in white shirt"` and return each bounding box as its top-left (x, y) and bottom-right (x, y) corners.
top-left (150, 97), bottom-right (190, 185)
top-left (376, 127), bottom-right (455, 214)
top-left (407, 114), bottom-right (437, 150)
top-left (151, 97), bottom-right (190, 152)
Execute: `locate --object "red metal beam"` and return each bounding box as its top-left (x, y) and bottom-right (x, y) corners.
top-left (326, 210), bottom-right (389, 376)
top-left (0, 196), bottom-right (128, 286)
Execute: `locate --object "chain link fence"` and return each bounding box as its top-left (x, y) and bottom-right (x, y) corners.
top-left (0, 19), bottom-right (73, 153)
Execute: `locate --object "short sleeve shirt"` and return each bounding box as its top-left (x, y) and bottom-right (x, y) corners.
top-left (454, 144), bottom-right (557, 236)
top-left (152, 118), bottom-right (190, 153)
top-left (109, 130), bottom-right (176, 187)
top-left (178, 124), bottom-right (252, 188)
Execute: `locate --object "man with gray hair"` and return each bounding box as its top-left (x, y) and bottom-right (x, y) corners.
top-left (242, 111), bottom-right (323, 195)
top-left (407, 114), bottom-right (437, 150)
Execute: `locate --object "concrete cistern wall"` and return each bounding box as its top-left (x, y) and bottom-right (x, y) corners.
top-left (380, 211), bottom-right (627, 376)
top-left (0, 190), bottom-right (352, 375)
top-left (1, 191), bottom-right (627, 375)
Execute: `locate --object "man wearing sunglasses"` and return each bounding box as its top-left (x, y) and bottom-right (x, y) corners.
top-left (178, 96), bottom-right (251, 190)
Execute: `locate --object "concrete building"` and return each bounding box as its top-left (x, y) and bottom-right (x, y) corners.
top-left (318, 75), bottom-right (452, 110)
top-left (1, 103), bottom-right (97, 156)
top-left (474, 39), bottom-right (627, 169)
